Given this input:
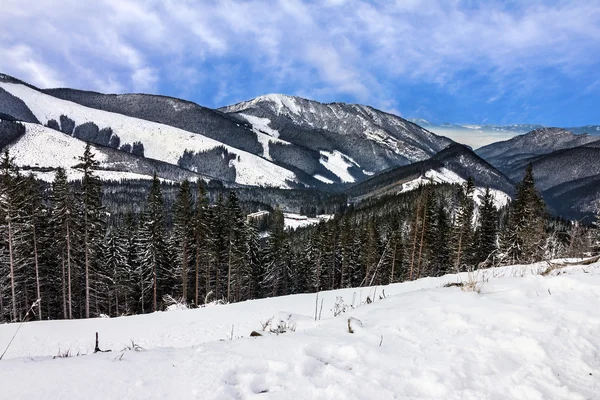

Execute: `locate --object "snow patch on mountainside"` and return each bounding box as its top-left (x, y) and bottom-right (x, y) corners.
top-left (319, 150), bottom-right (358, 183)
top-left (7, 122), bottom-right (107, 168)
top-left (401, 167), bottom-right (510, 207)
top-left (238, 114), bottom-right (279, 138)
top-left (235, 113), bottom-right (290, 161)
top-left (0, 82), bottom-right (297, 188)
top-left (1, 261), bottom-right (598, 399)
top-left (6, 123), bottom-right (174, 183)
top-left (283, 213), bottom-right (333, 230)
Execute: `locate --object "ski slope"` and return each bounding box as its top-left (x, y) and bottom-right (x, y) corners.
top-left (0, 260), bottom-right (598, 399)
top-left (0, 82), bottom-right (297, 188)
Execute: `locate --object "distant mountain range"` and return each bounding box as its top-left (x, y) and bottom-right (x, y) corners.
top-left (1, 72), bottom-right (598, 219)
top-left (409, 119), bottom-right (600, 149)
top-left (475, 128), bottom-right (600, 217)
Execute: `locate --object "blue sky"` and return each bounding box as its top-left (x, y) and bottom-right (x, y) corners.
top-left (1, 0), bottom-right (598, 126)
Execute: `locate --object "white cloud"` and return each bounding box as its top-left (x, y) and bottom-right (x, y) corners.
top-left (0, 0), bottom-right (598, 116)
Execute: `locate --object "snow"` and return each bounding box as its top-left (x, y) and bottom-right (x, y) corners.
top-left (7, 122), bottom-right (108, 169)
top-left (5, 123), bottom-right (175, 183)
top-left (235, 113), bottom-right (290, 161)
top-left (313, 174), bottom-right (335, 184)
top-left (0, 82), bottom-right (297, 188)
top-left (238, 114), bottom-right (279, 138)
top-left (259, 94), bottom-right (301, 115)
top-left (1, 260), bottom-right (599, 399)
top-left (400, 168), bottom-right (511, 208)
top-left (319, 150), bottom-right (358, 183)
top-left (283, 213), bottom-right (333, 229)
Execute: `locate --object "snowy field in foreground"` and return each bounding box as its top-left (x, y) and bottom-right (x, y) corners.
top-left (1, 261), bottom-right (599, 399)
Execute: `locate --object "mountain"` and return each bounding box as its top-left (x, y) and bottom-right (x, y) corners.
top-left (473, 127), bottom-right (600, 220)
top-left (2, 121), bottom-right (212, 183)
top-left (0, 75), bottom-right (298, 188)
top-left (1, 74), bottom-right (456, 190)
top-left (475, 128), bottom-right (599, 174)
top-left (408, 120), bottom-right (600, 149)
top-left (346, 143), bottom-right (513, 205)
top-left (221, 94), bottom-right (453, 182)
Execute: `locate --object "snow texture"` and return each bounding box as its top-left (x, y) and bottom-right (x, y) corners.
top-left (1, 261), bottom-right (598, 399)
top-left (0, 82), bottom-right (297, 188)
top-left (319, 150), bottom-right (358, 183)
top-left (283, 213), bottom-right (333, 230)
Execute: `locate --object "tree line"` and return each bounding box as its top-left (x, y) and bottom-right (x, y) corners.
top-left (0, 145), bottom-right (598, 322)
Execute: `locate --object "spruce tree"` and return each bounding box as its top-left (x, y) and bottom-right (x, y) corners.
top-left (501, 164), bottom-right (546, 264)
top-left (192, 181), bottom-right (209, 306)
top-left (226, 191), bottom-right (248, 303)
top-left (138, 173), bottom-right (167, 312)
top-left (475, 187), bottom-right (498, 265)
top-left (453, 178), bottom-right (475, 272)
top-left (174, 180), bottom-right (194, 303)
top-left (77, 144), bottom-right (104, 318)
top-left (50, 167), bottom-right (78, 319)
top-left (262, 207), bottom-right (290, 297)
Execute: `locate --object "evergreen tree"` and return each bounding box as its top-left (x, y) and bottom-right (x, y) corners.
top-left (0, 152), bottom-right (27, 321)
top-left (50, 167), bottom-right (79, 319)
top-left (432, 205), bottom-right (452, 276)
top-left (500, 165), bottom-right (546, 264)
top-left (262, 207), bottom-right (290, 297)
top-left (453, 177), bottom-right (475, 272)
top-left (174, 180), bottom-right (194, 303)
top-left (138, 173), bottom-right (168, 312)
top-left (192, 181), bottom-right (209, 306)
top-left (77, 144), bottom-right (105, 318)
top-left (475, 187), bottom-right (498, 265)
top-left (102, 226), bottom-right (128, 316)
top-left (226, 191), bottom-right (249, 303)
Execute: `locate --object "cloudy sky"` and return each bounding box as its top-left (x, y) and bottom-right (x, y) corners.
top-left (1, 0), bottom-right (598, 127)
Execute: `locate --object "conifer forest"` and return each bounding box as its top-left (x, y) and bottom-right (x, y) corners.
top-left (1, 143), bottom-right (597, 323)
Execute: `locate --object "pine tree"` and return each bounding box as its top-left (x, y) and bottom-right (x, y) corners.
top-left (50, 167), bottom-right (78, 319)
top-left (138, 173), bottom-right (167, 312)
top-left (102, 226), bottom-right (128, 316)
top-left (432, 205), bottom-right (452, 276)
top-left (262, 207), bottom-right (290, 297)
top-left (77, 144), bottom-right (105, 318)
top-left (192, 181), bottom-right (209, 306)
top-left (501, 164), bottom-right (546, 264)
top-left (226, 191), bottom-right (248, 303)
top-left (174, 180), bottom-right (194, 304)
top-left (453, 178), bottom-right (475, 272)
top-left (0, 152), bottom-right (27, 321)
top-left (475, 187), bottom-right (498, 265)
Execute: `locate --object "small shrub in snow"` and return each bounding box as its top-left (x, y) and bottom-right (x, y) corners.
top-left (121, 339), bottom-right (144, 352)
top-left (260, 314), bottom-right (299, 335)
top-left (331, 296), bottom-right (349, 317)
top-left (163, 295), bottom-right (189, 311)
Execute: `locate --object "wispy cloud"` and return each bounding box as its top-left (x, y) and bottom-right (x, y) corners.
top-left (0, 0), bottom-right (598, 124)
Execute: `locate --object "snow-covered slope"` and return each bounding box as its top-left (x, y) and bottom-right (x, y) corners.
top-left (475, 127), bottom-right (598, 174)
top-left (347, 143), bottom-right (515, 204)
top-left (1, 260), bottom-right (598, 399)
top-left (222, 94), bottom-right (454, 179)
top-left (0, 81), bottom-right (297, 188)
top-left (6, 122), bottom-right (207, 183)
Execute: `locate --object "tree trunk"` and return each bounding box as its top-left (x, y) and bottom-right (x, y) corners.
top-left (409, 197), bottom-right (422, 281)
top-left (85, 210), bottom-right (90, 319)
top-left (7, 216), bottom-right (17, 321)
top-left (182, 240), bottom-right (188, 302)
top-left (33, 228), bottom-right (42, 320)
top-left (417, 193), bottom-right (429, 279)
top-left (153, 257), bottom-right (158, 312)
top-left (67, 221), bottom-right (73, 319)
top-left (61, 255), bottom-right (67, 319)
